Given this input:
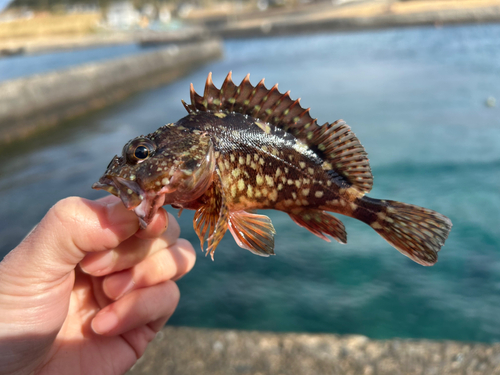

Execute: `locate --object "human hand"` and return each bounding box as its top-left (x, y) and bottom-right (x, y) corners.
top-left (0, 196), bottom-right (196, 375)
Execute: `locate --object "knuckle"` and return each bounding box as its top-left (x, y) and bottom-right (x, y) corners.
top-left (142, 281), bottom-right (180, 320)
top-left (47, 197), bottom-right (90, 250)
top-left (48, 197), bottom-right (118, 253)
top-left (177, 238), bottom-right (196, 255)
top-left (166, 213), bottom-right (181, 239)
top-left (152, 251), bottom-right (172, 280)
top-left (177, 238), bottom-right (197, 267)
top-left (50, 197), bottom-right (85, 226)
top-left (167, 239), bottom-right (196, 280)
top-left (165, 281), bottom-right (180, 307)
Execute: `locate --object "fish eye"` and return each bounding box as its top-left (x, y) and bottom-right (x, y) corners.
top-left (134, 145), bottom-right (149, 160)
top-left (124, 138), bottom-right (156, 164)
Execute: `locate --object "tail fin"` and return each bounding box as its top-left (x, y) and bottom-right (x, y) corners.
top-left (360, 197), bottom-right (452, 266)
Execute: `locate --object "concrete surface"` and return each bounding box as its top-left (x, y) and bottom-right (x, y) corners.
top-left (0, 28), bottom-right (211, 57)
top-left (127, 326), bottom-right (500, 375)
top-left (0, 39), bottom-right (223, 144)
top-left (214, 3), bottom-right (500, 38)
top-left (0, 33), bottom-right (133, 57)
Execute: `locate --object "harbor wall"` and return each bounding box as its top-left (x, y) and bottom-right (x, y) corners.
top-left (215, 5), bottom-right (500, 39)
top-left (0, 39), bottom-right (223, 144)
top-left (127, 326), bottom-right (500, 375)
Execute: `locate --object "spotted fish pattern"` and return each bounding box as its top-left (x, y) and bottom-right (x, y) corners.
top-left (93, 72), bottom-right (452, 266)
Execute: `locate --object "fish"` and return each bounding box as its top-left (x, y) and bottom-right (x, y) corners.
top-left (92, 72), bottom-right (452, 266)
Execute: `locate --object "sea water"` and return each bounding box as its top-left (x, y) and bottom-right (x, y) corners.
top-left (1, 23), bottom-right (499, 342)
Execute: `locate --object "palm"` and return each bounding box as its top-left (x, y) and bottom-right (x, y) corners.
top-left (38, 270), bottom-right (154, 375)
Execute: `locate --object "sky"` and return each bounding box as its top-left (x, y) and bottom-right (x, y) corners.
top-left (0, 0), bottom-right (13, 12)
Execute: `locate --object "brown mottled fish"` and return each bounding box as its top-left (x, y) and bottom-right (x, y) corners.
top-left (93, 72), bottom-right (452, 266)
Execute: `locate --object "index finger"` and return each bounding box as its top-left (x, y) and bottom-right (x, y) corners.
top-left (95, 195), bottom-right (121, 205)
top-left (134, 208), bottom-right (170, 240)
top-left (10, 197), bottom-right (141, 284)
top-left (97, 196), bottom-right (171, 240)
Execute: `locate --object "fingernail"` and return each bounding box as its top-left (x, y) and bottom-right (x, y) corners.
top-left (105, 270), bottom-right (135, 299)
top-left (92, 310), bottom-right (119, 335)
top-left (80, 250), bottom-right (114, 275)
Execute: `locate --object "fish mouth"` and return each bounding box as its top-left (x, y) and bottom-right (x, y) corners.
top-left (92, 176), bottom-right (164, 228)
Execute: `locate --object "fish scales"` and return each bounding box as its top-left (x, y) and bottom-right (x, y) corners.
top-left (93, 72), bottom-right (452, 266)
top-left (175, 112), bottom-right (341, 213)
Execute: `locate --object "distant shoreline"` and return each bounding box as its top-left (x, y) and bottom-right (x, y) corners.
top-left (2, 1), bottom-right (500, 56)
top-left (213, 2), bottom-right (500, 39)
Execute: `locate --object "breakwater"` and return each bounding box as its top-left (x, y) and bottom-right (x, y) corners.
top-left (214, 4), bottom-right (500, 39)
top-left (0, 39), bottom-right (223, 144)
top-left (127, 326), bottom-right (500, 375)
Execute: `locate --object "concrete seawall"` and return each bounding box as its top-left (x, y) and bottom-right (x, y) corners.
top-left (215, 5), bottom-right (500, 39)
top-left (0, 39), bottom-right (223, 144)
top-left (127, 326), bottom-right (500, 375)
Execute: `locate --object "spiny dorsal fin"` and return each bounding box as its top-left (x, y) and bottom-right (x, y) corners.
top-left (183, 72), bottom-right (373, 194)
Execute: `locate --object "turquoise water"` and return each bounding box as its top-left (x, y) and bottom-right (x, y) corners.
top-left (0, 43), bottom-right (157, 82)
top-left (1, 24), bottom-right (500, 342)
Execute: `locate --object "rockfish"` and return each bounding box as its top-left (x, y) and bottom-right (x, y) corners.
top-left (93, 72), bottom-right (452, 266)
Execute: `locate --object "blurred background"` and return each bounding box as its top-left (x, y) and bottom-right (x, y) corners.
top-left (1, 0), bottom-right (500, 350)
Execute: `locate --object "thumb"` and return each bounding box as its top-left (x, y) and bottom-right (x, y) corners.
top-left (0, 196), bottom-right (139, 290)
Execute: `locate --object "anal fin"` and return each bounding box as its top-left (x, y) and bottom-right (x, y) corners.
top-left (228, 211), bottom-right (276, 257)
top-left (288, 209), bottom-right (347, 244)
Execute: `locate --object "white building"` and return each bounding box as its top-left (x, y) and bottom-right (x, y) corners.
top-left (106, 1), bottom-right (141, 29)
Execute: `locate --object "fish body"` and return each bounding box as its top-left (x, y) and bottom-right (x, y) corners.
top-left (93, 72), bottom-right (452, 266)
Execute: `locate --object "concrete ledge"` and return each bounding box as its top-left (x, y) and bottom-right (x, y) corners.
top-left (0, 39), bottom-right (223, 144)
top-left (0, 33), bottom-right (134, 57)
top-left (216, 6), bottom-right (500, 39)
top-left (127, 326), bottom-right (500, 375)
top-left (0, 28), bottom-right (212, 56)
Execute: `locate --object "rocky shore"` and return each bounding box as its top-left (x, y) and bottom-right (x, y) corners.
top-left (127, 326), bottom-right (500, 375)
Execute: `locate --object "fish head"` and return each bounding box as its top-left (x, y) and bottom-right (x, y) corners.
top-left (93, 125), bottom-right (215, 228)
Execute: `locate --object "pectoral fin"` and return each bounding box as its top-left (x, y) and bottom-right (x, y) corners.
top-left (228, 211), bottom-right (276, 257)
top-left (205, 199), bottom-right (229, 260)
top-left (193, 174), bottom-right (229, 260)
top-left (193, 203), bottom-right (218, 251)
top-left (288, 209), bottom-right (347, 244)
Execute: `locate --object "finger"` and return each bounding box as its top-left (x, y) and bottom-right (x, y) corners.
top-left (95, 195), bottom-right (120, 205)
top-left (2, 197), bottom-right (140, 285)
top-left (117, 317), bottom-right (169, 360)
top-left (80, 216), bottom-right (181, 276)
top-left (90, 274), bottom-right (112, 310)
top-left (134, 209), bottom-right (170, 240)
top-left (91, 280), bottom-right (180, 336)
top-left (148, 315), bottom-right (170, 332)
top-left (96, 199), bottom-right (172, 240)
top-left (102, 239), bottom-right (196, 300)
top-left (120, 325), bottom-right (157, 359)
top-left (93, 197), bottom-right (169, 240)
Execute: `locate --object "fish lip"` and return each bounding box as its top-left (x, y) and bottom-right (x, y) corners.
top-left (92, 175), bottom-right (145, 210)
top-left (92, 175), bottom-right (162, 229)
top-left (92, 178), bottom-right (117, 195)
